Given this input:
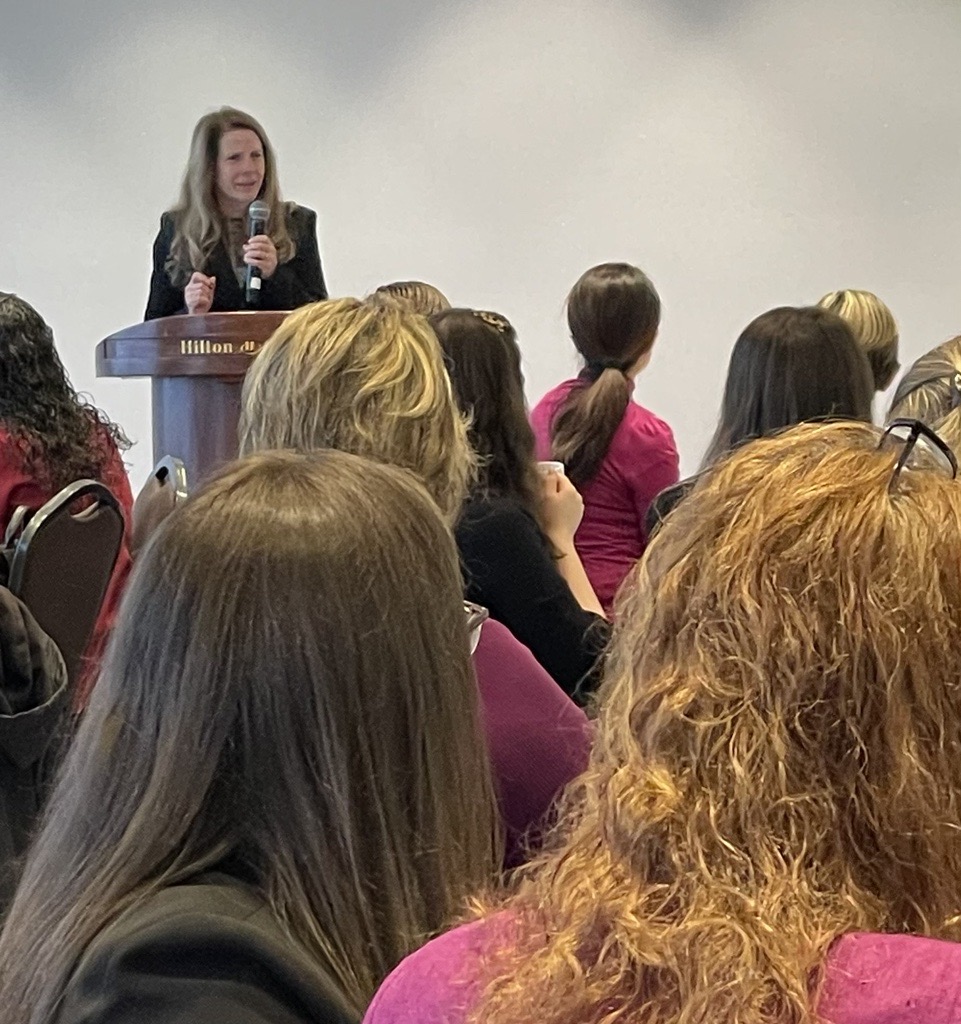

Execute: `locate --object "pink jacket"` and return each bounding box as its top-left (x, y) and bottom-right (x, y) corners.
top-left (365, 917), bottom-right (961, 1024)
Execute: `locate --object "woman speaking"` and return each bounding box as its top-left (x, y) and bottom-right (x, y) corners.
top-left (144, 107), bottom-right (327, 320)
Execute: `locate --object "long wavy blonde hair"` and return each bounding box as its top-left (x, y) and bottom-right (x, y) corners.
top-left (239, 296), bottom-right (474, 522)
top-left (472, 419), bottom-right (961, 1024)
top-left (888, 335), bottom-right (961, 456)
top-left (165, 107), bottom-right (295, 285)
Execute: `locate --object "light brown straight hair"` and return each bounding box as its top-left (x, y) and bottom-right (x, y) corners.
top-left (0, 450), bottom-right (499, 1021)
top-left (165, 107), bottom-right (295, 285)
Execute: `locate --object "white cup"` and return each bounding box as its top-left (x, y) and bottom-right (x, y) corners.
top-left (537, 460), bottom-right (566, 476)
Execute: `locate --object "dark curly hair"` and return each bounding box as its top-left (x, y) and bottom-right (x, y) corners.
top-left (0, 294), bottom-right (130, 494)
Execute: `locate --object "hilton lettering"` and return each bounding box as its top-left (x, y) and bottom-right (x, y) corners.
top-left (180, 339), bottom-right (236, 355)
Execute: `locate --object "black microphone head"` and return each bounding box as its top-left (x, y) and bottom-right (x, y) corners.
top-left (248, 200), bottom-right (270, 227)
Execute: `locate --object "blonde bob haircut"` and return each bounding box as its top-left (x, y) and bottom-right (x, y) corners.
top-left (818, 289), bottom-right (899, 391)
top-left (165, 106), bottom-right (295, 286)
top-left (472, 419), bottom-right (961, 1024)
top-left (888, 335), bottom-right (961, 457)
top-left (239, 296), bottom-right (474, 522)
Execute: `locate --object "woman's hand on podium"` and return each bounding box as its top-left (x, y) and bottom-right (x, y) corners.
top-left (185, 272), bottom-right (216, 315)
top-left (243, 234), bottom-right (278, 279)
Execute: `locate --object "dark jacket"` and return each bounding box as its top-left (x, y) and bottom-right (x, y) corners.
top-left (56, 874), bottom-right (357, 1024)
top-left (644, 477), bottom-right (696, 537)
top-left (456, 495), bottom-right (609, 703)
top-left (144, 203), bottom-right (328, 320)
top-left (0, 587), bottom-right (68, 914)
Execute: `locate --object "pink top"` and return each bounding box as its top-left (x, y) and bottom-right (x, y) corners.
top-left (470, 618), bottom-right (591, 865)
top-left (364, 916), bottom-right (961, 1024)
top-left (531, 378), bottom-right (679, 613)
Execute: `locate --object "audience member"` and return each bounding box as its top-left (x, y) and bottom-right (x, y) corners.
top-left (239, 297), bottom-right (592, 846)
top-left (375, 280), bottom-right (451, 316)
top-left (144, 107), bottom-right (327, 320)
top-left (0, 293), bottom-right (134, 703)
top-left (531, 263), bottom-right (679, 613)
top-left (818, 288), bottom-right (900, 393)
top-left (0, 450), bottom-right (499, 1022)
top-left (0, 590), bottom-right (67, 916)
top-left (431, 307), bottom-right (608, 699)
top-left (364, 420), bottom-right (961, 1024)
top-left (887, 334), bottom-right (961, 454)
top-left (647, 305), bottom-right (873, 531)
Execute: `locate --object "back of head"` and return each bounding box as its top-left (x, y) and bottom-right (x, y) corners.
top-left (169, 106), bottom-right (292, 281)
top-left (374, 280), bottom-right (452, 317)
top-left (818, 289), bottom-right (900, 391)
top-left (430, 308), bottom-right (539, 512)
top-left (551, 263), bottom-right (661, 485)
top-left (0, 449), bottom-right (498, 1021)
top-left (887, 335), bottom-right (961, 455)
top-left (0, 293), bottom-right (127, 490)
top-left (476, 420), bottom-right (961, 1024)
top-left (238, 296), bottom-right (474, 522)
top-left (704, 305), bottom-right (874, 466)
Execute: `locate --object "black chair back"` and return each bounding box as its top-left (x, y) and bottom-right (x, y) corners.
top-left (131, 456), bottom-right (188, 558)
top-left (5, 480), bottom-right (124, 687)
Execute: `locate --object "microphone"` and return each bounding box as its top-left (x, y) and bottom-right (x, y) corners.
top-left (245, 200), bottom-right (270, 306)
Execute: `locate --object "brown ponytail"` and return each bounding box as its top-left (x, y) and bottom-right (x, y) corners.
top-left (550, 263), bottom-right (660, 486)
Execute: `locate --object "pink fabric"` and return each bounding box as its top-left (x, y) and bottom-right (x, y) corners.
top-left (531, 378), bottom-right (679, 614)
top-left (364, 919), bottom-right (961, 1024)
top-left (471, 619), bottom-right (591, 865)
top-left (0, 426), bottom-right (134, 705)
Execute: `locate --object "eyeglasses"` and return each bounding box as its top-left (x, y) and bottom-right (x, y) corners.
top-left (879, 418), bottom-right (957, 491)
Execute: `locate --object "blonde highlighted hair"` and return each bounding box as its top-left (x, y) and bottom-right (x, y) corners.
top-left (472, 419), bottom-right (961, 1024)
top-left (888, 335), bottom-right (961, 456)
top-left (374, 280), bottom-right (452, 316)
top-left (165, 107), bottom-right (295, 286)
top-left (239, 296), bottom-right (474, 522)
top-left (818, 289), bottom-right (899, 391)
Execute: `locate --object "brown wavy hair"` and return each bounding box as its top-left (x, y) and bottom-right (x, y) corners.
top-left (165, 107), bottom-right (295, 286)
top-left (471, 419), bottom-right (961, 1024)
top-left (550, 263), bottom-right (661, 486)
top-left (239, 296), bottom-right (474, 523)
top-left (0, 450), bottom-right (498, 1022)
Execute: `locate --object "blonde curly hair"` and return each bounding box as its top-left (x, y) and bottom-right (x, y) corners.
top-left (472, 419), bottom-right (961, 1024)
top-left (239, 296), bottom-right (474, 523)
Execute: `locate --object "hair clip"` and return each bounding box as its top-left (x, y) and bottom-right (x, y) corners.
top-left (474, 310), bottom-right (511, 333)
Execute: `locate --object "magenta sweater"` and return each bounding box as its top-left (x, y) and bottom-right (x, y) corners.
top-left (364, 916), bottom-right (961, 1024)
top-left (471, 619), bottom-right (591, 863)
top-left (531, 378), bottom-right (679, 614)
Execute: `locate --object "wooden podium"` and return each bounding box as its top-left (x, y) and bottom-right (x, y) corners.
top-left (96, 312), bottom-right (289, 484)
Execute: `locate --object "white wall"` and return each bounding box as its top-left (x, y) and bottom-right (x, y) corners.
top-left (3, 0), bottom-right (960, 483)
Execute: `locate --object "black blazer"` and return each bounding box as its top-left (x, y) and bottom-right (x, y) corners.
top-left (144, 203), bottom-right (328, 320)
top-left (55, 874), bottom-right (357, 1024)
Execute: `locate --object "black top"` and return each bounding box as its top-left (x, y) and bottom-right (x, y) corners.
top-left (0, 587), bottom-right (67, 914)
top-left (456, 495), bottom-right (609, 703)
top-left (56, 874), bottom-right (356, 1024)
top-left (645, 477), bottom-right (696, 537)
top-left (144, 203), bottom-right (328, 320)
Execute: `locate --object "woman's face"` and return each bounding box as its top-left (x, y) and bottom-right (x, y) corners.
top-left (214, 128), bottom-right (265, 215)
